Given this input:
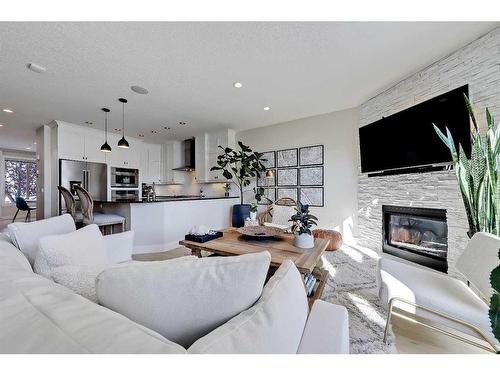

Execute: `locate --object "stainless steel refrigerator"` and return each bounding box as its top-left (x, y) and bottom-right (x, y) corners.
top-left (59, 159), bottom-right (107, 213)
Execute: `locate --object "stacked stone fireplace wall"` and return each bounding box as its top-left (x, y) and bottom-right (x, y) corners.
top-left (357, 27), bottom-right (500, 277)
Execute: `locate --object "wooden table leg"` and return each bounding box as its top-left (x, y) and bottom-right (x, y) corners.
top-left (191, 248), bottom-right (202, 258)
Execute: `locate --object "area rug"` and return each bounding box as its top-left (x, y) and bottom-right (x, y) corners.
top-left (321, 244), bottom-right (397, 354)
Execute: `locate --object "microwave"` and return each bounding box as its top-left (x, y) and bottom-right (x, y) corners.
top-left (111, 167), bottom-right (139, 188)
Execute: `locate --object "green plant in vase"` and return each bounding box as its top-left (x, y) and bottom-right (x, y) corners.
top-left (289, 201), bottom-right (318, 249)
top-left (433, 95), bottom-right (499, 341)
top-left (211, 141), bottom-right (267, 227)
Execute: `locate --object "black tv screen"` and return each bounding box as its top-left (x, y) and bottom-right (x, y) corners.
top-left (359, 85), bottom-right (471, 174)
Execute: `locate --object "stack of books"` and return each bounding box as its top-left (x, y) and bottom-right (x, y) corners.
top-left (303, 273), bottom-right (319, 297)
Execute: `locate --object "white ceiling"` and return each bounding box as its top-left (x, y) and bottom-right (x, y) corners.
top-left (0, 22), bottom-right (498, 151)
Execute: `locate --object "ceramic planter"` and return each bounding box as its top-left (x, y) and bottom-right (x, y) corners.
top-left (294, 233), bottom-right (314, 249)
top-left (232, 204), bottom-right (251, 228)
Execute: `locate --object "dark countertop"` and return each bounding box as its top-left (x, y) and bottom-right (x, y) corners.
top-left (94, 196), bottom-right (240, 204)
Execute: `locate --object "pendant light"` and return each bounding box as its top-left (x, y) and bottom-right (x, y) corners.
top-left (100, 108), bottom-right (112, 153)
top-left (117, 98), bottom-right (130, 148)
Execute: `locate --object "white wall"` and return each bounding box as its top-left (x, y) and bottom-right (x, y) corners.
top-left (237, 108), bottom-right (359, 242)
top-left (357, 26), bottom-right (500, 277)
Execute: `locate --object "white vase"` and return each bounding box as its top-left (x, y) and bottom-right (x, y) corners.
top-left (250, 211), bottom-right (257, 221)
top-left (294, 233), bottom-right (314, 249)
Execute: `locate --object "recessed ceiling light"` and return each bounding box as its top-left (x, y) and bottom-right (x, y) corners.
top-left (85, 121), bottom-right (93, 125)
top-left (27, 63), bottom-right (47, 73)
top-left (25, 147), bottom-right (31, 150)
top-left (131, 85), bottom-right (149, 95)
top-left (151, 130), bottom-right (158, 134)
top-left (0, 124), bottom-right (3, 127)
top-left (34, 142), bottom-right (37, 145)
top-left (179, 121), bottom-right (187, 126)
top-left (233, 82), bottom-right (243, 88)
top-left (139, 134), bottom-right (145, 138)
top-left (164, 126), bottom-right (171, 130)
top-left (2, 108), bottom-right (13, 113)
top-left (263, 106), bottom-right (270, 111)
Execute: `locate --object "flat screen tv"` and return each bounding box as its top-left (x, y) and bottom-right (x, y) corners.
top-left (359, 85), bottom-right (471, 174)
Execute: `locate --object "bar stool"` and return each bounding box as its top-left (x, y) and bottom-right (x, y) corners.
top-left (57, 186), bottom-right (84, 227)
top-left (74, 185), bottom-right (125, 234)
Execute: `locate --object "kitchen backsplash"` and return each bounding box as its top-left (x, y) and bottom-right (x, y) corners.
top-left (154, 171), bottom-right (234, 197)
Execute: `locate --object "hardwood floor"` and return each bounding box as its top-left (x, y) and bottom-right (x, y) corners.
top-left (391, 309), bottom-right (490, 354)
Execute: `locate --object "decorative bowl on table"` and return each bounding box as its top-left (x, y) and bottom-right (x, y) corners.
top-left (237, 226), bottom-right (284, 240)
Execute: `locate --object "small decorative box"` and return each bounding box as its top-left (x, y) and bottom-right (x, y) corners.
top-left (185, 231), bottom-right (223, 243)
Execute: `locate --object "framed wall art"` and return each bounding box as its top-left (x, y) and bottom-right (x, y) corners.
top-left (299, 145), bottom-right (324, 166)
top-left (299, 166), bottom-right (323, 186)
top-left (257, 169), bottom-right (276, 187)
top-left (277, 148), bottom-right (298, 167)
top-left (258, 188), bottom-right (276, 205)
top-left (299, 187), bottom-right (324, 207)
top-left (277, 168), bottom-right (298, 186)
top-left (261, 151), bottom-right (276, 169)
top-left (277, 188), bottom-right (298, 202)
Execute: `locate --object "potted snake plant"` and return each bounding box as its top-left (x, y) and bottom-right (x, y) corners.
top-left (433, 95), bottom-right (499, 342)
top-left (289, 201), bottom-right (318, 249)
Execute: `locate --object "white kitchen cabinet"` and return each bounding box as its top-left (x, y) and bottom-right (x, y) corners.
top-left (160, 141), bottom-right (183, 184)
top-left (140, 143), bottom-right (161, 184)
top-left (195, 129), bottom-right (235, 183)
top-left (106, 133), bottom-right (140, 168)
top-left (57, 122), bottom-right (105, 163)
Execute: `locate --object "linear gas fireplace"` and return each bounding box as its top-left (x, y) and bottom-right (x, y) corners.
top-left (382, 205), bottom-right (448, 273)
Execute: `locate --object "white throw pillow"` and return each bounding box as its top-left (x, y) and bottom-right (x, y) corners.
top-left (188, 260), bottom-right (309, 354)
top-left (8, 214), bottom-right (76, 266)
top-left (51, 265), bottom-right (105, 302)
top-left (102, 230), bottom-right (134, 264)
top-left (271, 205), bottom-right (296, 227)
top-left (34, 224), bottom-right (109, 279)
top-left (96, 251), bottom-right (271, 348)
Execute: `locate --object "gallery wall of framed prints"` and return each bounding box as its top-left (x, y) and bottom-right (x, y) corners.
top-left (257, 144), bottom-right (324, 207)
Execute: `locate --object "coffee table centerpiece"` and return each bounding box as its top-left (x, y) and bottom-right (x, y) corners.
top-left (237, 225), bottom-right (284, 240)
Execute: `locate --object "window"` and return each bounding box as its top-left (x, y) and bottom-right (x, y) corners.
top-left (4, 159), bottom-right (38, 203)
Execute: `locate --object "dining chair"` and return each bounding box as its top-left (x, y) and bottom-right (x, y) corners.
top-left (74, 185), bottom-right (125, 234)
top-left (57, 186), bottom-right (83, 227)
top-left (258, 197), bottom-right (297, 229)
top-left (12, 197), bottom-right (36, 223)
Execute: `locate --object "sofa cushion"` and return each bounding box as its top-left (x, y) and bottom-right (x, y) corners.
top-left (34, 224), bottom-right (109, 279)
top-left (8, 214), bottom-right (76, 266)
top-left (0, 276), bottom-right (186, 354)
top-left (97, 251), bottom-right (271, 348)
top-left (50, 265), bottom-right (104, 302)
top-left (103, 230), bottom-right (134, 263)
top-left (188, 259), bottom-right (309, 354)
top-left (0, 233), bottom-right (33, 277)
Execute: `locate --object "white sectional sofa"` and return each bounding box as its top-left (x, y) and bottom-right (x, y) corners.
top-left (0, 215), bottom-right (350, 354)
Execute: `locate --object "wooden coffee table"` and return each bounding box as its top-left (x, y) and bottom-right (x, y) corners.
top-left (179, 227), bottom-right (330, 308)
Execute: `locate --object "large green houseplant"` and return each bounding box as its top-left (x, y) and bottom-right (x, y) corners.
top-left (211, 141), bottom-right (266, 227)
top-left (433, 95), bottom-right (499, 342)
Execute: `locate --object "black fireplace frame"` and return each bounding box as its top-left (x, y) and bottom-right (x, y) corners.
top-left (382, 205), bottom-right (448, 273)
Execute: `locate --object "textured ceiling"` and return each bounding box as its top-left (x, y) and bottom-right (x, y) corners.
top-left (0, 22), bottom-right (498, 150)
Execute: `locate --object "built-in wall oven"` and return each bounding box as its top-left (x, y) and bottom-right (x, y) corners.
top-left (111, 167), bottom-right (139, 188)
top-left (111, 189), bottom-right (140, 201)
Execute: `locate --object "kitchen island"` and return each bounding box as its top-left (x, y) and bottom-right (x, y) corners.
top-left (95, 196), bottom-right (240, 253)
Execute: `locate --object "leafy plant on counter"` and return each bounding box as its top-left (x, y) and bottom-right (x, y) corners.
top-left (288, 201), bottom-right (318, 236)
top-left (433, 95), bottom-right (500, 342)
top-left (211, 141), bottom-right (267, 205)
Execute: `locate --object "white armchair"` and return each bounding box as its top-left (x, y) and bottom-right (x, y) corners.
top-left (378, 232), bottom-right (500, 353)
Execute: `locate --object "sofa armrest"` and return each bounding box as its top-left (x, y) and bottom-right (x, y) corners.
top-left (297, 300), bottom-right (349, 354)
top-left (103, 231), bottom-right (134, 264)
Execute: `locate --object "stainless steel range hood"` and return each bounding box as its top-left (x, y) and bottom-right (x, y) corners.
top-left (172, 138), bottom-right (196, 171)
